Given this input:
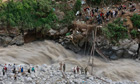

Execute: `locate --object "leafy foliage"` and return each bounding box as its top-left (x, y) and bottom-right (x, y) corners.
top-left (73, 0), bottom-right (81, 13)
top-left (102, 18), bottom-right (128, 43)
top-left (62, 10), bottom-right (75, 25)
top-left (131, 14), bottom-right (140, 29)
top-left (130, 29), bottom-right (140, 38)
top-left (0, 0), bottom-right (57, 35)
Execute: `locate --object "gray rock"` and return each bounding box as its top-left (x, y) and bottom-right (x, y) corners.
top-left (110, 54), bottom-right (118, 60)
top-left (10, 35), bottom-right (24, 46)
top-left (0, 81), bottom-right (4, 84)
top-left (116, 50), bottom-right (124, 58)
top-left (60, 27), bottom-right (68, 35)
top-left (49, 29), bottom-right (58, 36)
top-left (112, 46), bottom-right (120, 51)
top-left (129, 44), bottom-right (138, 52)
top-left (123, 50), bottom-right (134, 58)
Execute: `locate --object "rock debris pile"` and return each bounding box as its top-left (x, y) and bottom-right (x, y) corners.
top-left (0, 64), bottom-right (139, 84)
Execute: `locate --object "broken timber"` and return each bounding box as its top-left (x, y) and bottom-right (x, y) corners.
top-left (88, 26), bottom-right (110, 74)
top-left (95, 48), bottom-right (110, 62)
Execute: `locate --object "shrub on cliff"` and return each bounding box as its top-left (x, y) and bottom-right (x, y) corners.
top-left (102, 18), bottom-right (128, 44)
top-left (73, 0), bottom-right (81, 13)
top-left (131, 14), bottom-right (140, 29)
top-left (0, 0), bottom-right (58, 35)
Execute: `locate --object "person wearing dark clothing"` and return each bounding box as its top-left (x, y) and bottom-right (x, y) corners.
top-left (95, 7), bottom-right (99, 13)
top-left (110, 11), bottom-right (113, 18)
top-left (97, 15), bottom-right (102, 25)
top-left (76, 66), bottom-right (79, 74)
top-left (73, 68), bottom-right (76, 74)
top-left (2, 68), bottom-right (5, 76)
top-left (130, 5), bottom-right (136, 12)
top-left (91, 9), bottom-right (95, 17)
top-left (115, 10), bottom-right (118, 17)
top-left (21, 67), bottom-right (23, 73)
top-left (85, 67), bottom-right (88, 75)
top-left (79, 12), bottom-right (82, 17)
top-left (92, 9), bottom-right (94, 14)
top-left (118, 5), bottom-right (122, 11)
top-left (121, 11), bottom-right (125, 16)
top-left (13, 68), bottom-right (16, 74)
top-left (106, 12), bottom-right (110, 19)
top-left (28, 68), bottom-right (30, 73)
top-left (63, 64), bottom-right (66, 72)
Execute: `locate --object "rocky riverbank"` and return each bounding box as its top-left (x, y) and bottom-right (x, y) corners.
top-left (0, 63), bottom-right (139, 84)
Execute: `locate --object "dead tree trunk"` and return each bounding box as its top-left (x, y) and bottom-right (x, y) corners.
top-left (88, 27), bottom-right (97, 75)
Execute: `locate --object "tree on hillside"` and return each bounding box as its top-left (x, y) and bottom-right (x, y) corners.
top-left (102, 18), bottom-right (128, 44)
top-left (0, 0), bottom-right (58, 36)
top-left (0, 0), bottom-right (16, 34)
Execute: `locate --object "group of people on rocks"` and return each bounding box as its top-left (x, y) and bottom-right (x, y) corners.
top-left (73, 66), bottom-right (88, 75)
top-left (76, 2), bottom-right (137, 25)
top-left (59, 62), bottom-right (88, 75)
top-left (1, 64), bottom-right (36, 80)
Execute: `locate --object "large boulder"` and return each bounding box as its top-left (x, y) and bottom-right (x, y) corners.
top-left (123, 49), bottom-right (134, 58)
top-left (0, 36), bottom-right (12, 46)
top-left (116, 50), bottom-right (124, 58)
top-left (10, 35), bottom-right (24, 46)
top-left (129, 44), bottom-right (138, 52)
top-left (48, 29), bottom-right (58, 36)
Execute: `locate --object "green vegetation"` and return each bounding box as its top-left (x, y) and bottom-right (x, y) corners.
top-left (62, 10), bottom-right (75, 25)
top-left (0, 0), bottom-right (57, 35)
top-left (73, 0), bottom-right (81, 13)
top-left (130, 29), bottom-right (139, 38)
top-left (0, 0), bottom-right (78, 35)
top-left (131, 14), bottom-right (140, 29)
top-left (102, 18), bottom-right (128, 44)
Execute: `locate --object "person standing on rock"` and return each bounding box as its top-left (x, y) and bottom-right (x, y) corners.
top-left (81, 67), bottom-right (84, 74)
top-left (73, 67), bottom-right (76, 74)
top-left (85, 67), bottom-right (88, 75)
top-left (4, 64), bottom-right (7, 73)
top-left (13, 64), bottom-right (16, 69)
top-left (115, 10), bottom-right (118, 17)
top-left (76, 66), bottom-right (80, 74)
top-left (59, 62), bottom-right (63, 71)
top-left (13, 67), bottom-right (16, 74)
top-left (28, 68), bottom-right (30, 73)
top-left (2, 68), bottom-right (5, 76)
top-left (32, 67), bottom-right (35, 73)
top-left (63, 63), bottom-right (66, 72)
top-left (21, 67), bottom-right (24, 74)
top-left (18, 66), bottom-right (21, 73)
top-left (7, 64), bottom-right (11, 73)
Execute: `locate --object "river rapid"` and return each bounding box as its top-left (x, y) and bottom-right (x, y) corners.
top-left (0, 40), bottom-right (140, 82)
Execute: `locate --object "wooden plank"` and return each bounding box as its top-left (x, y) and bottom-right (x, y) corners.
top-left (95, 48), bottom-right (110, 62)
